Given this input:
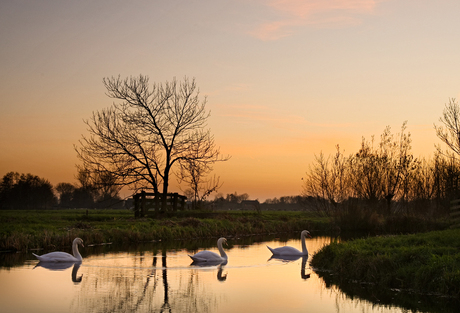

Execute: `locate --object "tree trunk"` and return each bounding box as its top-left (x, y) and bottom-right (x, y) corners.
top-left (162, 165), bottom-right (170, 211)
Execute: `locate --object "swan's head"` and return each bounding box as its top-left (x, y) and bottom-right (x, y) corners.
top-left (218, 237), bottom-right (228, 246)
top-left (74, 237), bottom-right (84, 247)
top-left (301, 230), bottom-right (312, 238)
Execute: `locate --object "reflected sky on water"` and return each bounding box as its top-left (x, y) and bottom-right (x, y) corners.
top-left (0, 236), bottom-right (451, 313)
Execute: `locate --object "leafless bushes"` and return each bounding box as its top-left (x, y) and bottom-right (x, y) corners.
top-left (303, 122), bottom-right (460, 221)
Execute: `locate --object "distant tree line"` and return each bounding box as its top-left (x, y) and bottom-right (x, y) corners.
top-left (0, 172), bottom-right (56, 210)
top-left (0, 169), bottom-right (123, 210)
top-left (190, 192), bottom-right (307, 211)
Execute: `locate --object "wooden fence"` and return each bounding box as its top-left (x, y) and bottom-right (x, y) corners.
top-left (450, 199), bottom-right (460, 228)
top-left (134, 191), bottom-right (187, 217)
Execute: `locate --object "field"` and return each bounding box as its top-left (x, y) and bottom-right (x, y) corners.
top-left (0, 209), bottom-right (328, 251)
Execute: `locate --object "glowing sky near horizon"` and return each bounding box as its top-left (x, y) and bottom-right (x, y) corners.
top-left (1, 0), bottom-right (460, 201)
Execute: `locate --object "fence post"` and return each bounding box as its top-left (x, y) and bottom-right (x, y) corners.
top-left (140, 190), bottom-right (146, 217)
top-left (180, 195), bottom-right (185, 210)
top-left (171, 193), bottom-right (177, 211)
top-left (154, 193), bottom-right (160, 215)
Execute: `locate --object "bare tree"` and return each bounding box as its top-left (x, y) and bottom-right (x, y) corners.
top-left (433, 98), bottom-right (460, 203)
top-left (348, 136), bottom-right (384, 205)
top-left (177, 157), bottom-right (222, 210)
top-left (92, 170), bottom-right (121, 202)
top-left (75, 75), bottom-right (228, 210)
top-left (379, 121), bottom-right (416, 214)
top-left (435, 98), bottom-right (460, 156)
top-left (406, 156), bottom-right (436, 215)
top-left (302, 145), bottom-right (349, 216)
top-left (303, 122), bottom-right (416, 216)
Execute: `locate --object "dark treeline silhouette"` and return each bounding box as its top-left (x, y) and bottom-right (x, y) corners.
top-left (0, 169), bottom-right (123, 210)
top-left (0, 172), bottom-right (56, 209)
top-left (197, 192), bottom-right (307, 211)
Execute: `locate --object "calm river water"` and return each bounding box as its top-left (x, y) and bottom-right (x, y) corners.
top-left (0, 235), bottom-right (455, 313)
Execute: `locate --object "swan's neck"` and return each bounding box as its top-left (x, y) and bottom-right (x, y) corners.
top-left (72, 242), bottom-right (82, 261)
top-left (218, 242), bottom-right (227, 259)
top-left (72, 263), bottom-right (83, 282)
top-left (301, 234), bottom-right (308, 254)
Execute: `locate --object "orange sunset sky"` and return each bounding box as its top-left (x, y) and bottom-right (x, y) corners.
top-left (1, 0), bottom-right (460, 201)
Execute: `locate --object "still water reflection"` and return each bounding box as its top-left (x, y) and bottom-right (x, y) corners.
top-left (0, 235), bottom-right (453, 313)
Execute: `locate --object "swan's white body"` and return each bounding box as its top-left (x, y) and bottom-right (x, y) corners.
top-left (267, 230), bottom-right (311, 257)
top-left (189, 237), bottom-right (228, 264)
top-left (32, 238), bottom-right (84, 262)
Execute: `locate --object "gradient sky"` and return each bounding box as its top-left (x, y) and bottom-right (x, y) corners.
top-left (1, 0), bottom-right (460, 201)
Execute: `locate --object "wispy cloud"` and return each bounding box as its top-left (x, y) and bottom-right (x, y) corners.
top-left (218, 104), bottom-right (307, 128)
top-left (250, 0), bottom-right (380, 40)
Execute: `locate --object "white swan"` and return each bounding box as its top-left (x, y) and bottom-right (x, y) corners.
top-left (32, 238), bottom-right (84, 262)
top-left (267, 230), bottom-right (311, 257)
top-left (189, 237), bottom-right (228, 264)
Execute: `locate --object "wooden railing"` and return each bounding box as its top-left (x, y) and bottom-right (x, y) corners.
top-left (134, 191), bottom-right (187, 217)
top-left (450, 199), bottom-right (460, 228)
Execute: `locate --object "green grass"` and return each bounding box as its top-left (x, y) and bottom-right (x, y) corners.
top-left (311, 228), bottom-right (460, 298)
top-left (0, 209), bottom-right (329, 251)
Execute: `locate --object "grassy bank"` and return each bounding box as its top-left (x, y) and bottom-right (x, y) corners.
top-left (311, 228), bottom-right (460, 299)
top-left (0, 209), bottom-right (329, 252)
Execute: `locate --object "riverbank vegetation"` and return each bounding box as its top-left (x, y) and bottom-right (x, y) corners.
top-left (311, 228), bottom-right (460, 299)
top-left (0, 209), bottom-right (328, 252)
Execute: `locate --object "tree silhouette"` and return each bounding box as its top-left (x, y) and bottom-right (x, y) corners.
top-left (435, 98), bottom-right (460, 156)
top-left (76, 75), bottom-right (228, 210)
top-left (0, 172), bottom-right (56, 209)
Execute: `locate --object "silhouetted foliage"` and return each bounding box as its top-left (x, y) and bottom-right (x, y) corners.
top-left (177, 152), bottom-right (223, 210)
top-left (302, 122), bottom-right (460, 219)
top-left (434, 98), bottom-right (460, 156)
top-left (55, 169), bottom-right (122, 209)
top-left (55, 182), bottom-right (76, 208)
top-left (0, 172), bottom-right (56, 209)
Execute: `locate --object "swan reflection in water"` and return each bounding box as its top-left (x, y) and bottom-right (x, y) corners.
top-left (33, 261), bottom-right (83, 283)
top-left (189, 261), bottom-right (228, 282)
top-left (216, 265), bottom-right (227, 281)
top-left (268, 255), bottom-right (311, 280)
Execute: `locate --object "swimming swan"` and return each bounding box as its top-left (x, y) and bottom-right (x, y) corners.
top-left (32, 238), bottom-right (84, 262)
top-left (189, 237), bottom-right (228, 264)
top-left (267, 230), bottom-right (311, 257)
